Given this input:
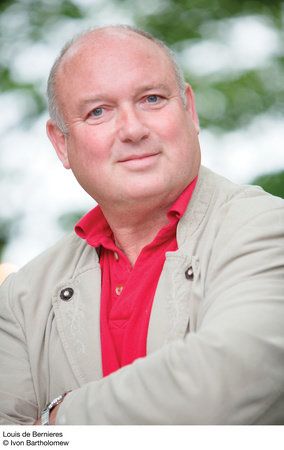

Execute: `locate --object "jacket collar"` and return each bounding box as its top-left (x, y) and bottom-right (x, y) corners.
top-left (147, 166), bottom-right (215, 353)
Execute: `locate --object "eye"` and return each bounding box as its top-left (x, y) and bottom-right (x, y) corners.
top-left (146, 95), bottom-right (160, 103)
top-left (91, 107), bottom-right (103, 117)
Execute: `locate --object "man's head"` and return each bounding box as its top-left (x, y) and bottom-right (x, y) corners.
top-left (46, 26), bottom-right (201, 212)
top-left (47, 26), bottom-right (188, 134)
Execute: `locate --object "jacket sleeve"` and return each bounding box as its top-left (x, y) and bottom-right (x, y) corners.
top-left (56, 195), bottom-right (284, 425)
top-left (0, 275), bottom-right (38, 424)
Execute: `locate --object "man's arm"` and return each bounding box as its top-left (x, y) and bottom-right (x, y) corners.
top-left (0, 275), bottom-right (38, 424)
top-left (54, 200), bottom-right (284, 424)
top-left (2, 194), bottom-right (284, 425)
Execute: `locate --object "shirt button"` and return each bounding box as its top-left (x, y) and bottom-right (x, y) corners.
top-left (114, 251), bottom-right (119, 261)
top-left (115, 285), bottom-right (123, 295)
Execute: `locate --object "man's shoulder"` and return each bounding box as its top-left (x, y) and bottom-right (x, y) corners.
top-left (1, 232), bottom-right (98, 301)
top-left (22, 232), bottom-right (91, 272)
top-left (179, 166), bottom-right (284, 240)
top-left (198, 165), bottom-right (283, 203)
top-left (197, 165), bottom-right (284, 212)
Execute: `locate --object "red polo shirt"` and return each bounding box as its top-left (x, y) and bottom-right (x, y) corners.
top-left (75, 177), bottom-right (197, 376)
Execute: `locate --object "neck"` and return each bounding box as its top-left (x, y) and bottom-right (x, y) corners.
top-left (101, 202), bottom-right (170, 267)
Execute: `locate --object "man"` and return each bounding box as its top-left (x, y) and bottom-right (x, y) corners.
top-left (0, 25), bottom-right (283, 425)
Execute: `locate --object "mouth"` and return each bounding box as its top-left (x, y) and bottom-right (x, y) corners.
top-left (118, 153), bottom-right (160, 170)
top-left (119, 152), bottom-right (160, 163)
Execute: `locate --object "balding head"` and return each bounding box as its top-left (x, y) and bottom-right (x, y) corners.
top-left (46, 24), bottom-right (200, 212)
top-left (47, 26), bottom-right (187, 133)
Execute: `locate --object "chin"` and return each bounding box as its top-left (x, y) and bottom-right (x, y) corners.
top-left (122, 182), bottom-right (176, 205)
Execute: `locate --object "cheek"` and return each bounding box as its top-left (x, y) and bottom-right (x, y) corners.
top-left (157, 109), bottom-right (190, 141)
top-left (161, 122), bottom-right (192, 153)
top-left (68, 131), bottom-right (110, 169)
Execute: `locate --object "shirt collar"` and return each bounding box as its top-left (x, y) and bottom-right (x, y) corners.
top-left (75, 176), bottom-right (198, 248)
top-left (167, 175), bottom-right (197, 220)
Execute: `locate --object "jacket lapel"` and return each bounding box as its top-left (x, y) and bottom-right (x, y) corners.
top-left (52, 263), bottom-right (103, 386)
top-left (147, 253), bottom-right (199, 354)
top-left (147, 167), bottom-right (212, 354)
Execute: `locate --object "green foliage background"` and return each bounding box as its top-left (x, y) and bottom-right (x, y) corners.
top-left (0, 0), bottom-right (283, 257)
top-left (1, 0), bottom-right (283, 131)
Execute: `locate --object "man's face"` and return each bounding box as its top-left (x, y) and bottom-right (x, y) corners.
top-left (48, 30), bottom-right (201, 211)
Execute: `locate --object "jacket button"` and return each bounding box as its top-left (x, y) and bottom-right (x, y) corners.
top-left (185, 266), bottom-right (194, 280)
top-left (60, 287), bottom-right (74, 301)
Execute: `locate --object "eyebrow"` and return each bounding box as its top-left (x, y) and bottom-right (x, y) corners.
top-left (78, 83), bottom-right (171, 110)
top-left (135, 83), bottom-right (171, 95)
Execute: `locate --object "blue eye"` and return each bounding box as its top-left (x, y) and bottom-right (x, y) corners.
top-left (92, 107), bottom-right (103, 116)
top-left (147, 95), bottom-right (159, 103)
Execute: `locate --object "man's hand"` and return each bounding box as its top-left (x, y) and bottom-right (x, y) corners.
top-left (34, 403), bottom-right (61, 425)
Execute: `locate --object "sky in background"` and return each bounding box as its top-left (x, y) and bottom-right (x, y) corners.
top-left (1, 3), bottom-right (284, 267)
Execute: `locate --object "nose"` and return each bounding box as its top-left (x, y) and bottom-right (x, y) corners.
top-left (117, 104), bottom-right (150, 143)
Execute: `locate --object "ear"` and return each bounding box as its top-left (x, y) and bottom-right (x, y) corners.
top-left (46, 120), bottom-right (71, 169)
top-left (184, 83), bottom-right (200, 134)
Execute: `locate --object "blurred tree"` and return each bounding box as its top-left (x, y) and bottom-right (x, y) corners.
top-left (0, 0), bottom-right (91, 253)
top-left (112, 0), bottom-right (284, 131)
top-left (0, 0), bottom-right (85, 125)
top-left (252, 170), bottom-right (284, 198)
top-left (0, 219), bottom-right (10, 262)
top-left (0, 217), bottom-right (19, 262)
top-left (0, 0), bottom-right (283, 245)
top-left (58, 210), bottom-right (87, 232)
top-left (1, 0), bottom-right (283, 131)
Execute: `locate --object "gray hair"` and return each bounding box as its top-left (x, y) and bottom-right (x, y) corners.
top-left (47, 25), bottom-right (187, 134)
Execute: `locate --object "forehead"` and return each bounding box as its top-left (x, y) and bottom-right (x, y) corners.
top-left (62, 29), bottom-right (171, 67)
top-left (56, 30), bottom-right (177, 97)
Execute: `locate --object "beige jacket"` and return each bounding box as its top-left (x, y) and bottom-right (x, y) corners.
top-left (0, 166), bottom-right (283, 425)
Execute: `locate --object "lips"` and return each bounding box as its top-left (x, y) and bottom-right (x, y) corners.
top-left (118, 152), bottom-right (159, 163)
top-left (117, 152), bottom-right (161, 170)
